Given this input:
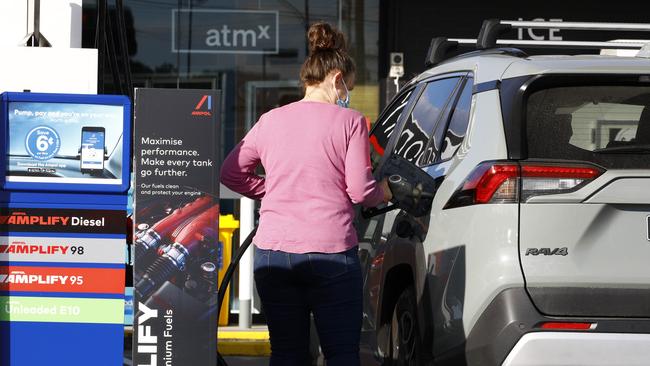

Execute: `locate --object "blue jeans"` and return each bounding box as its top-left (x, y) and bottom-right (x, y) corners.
top-left (253, 246), bottom-right (363, 366)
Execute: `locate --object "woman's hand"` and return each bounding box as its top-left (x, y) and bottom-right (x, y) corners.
top-left (379, 178), bottom-right (393, 203)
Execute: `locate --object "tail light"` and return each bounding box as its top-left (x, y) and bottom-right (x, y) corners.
top-left (444, 161), bottom-right (604, 209)
top-left (538, 322), bottom-right (597, 330)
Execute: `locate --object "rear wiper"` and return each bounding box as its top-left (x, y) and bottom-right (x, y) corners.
top-left (593, 145), bottom-right (650, 154)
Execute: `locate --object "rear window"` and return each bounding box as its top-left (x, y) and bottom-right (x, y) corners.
top-left (526, 85), bottom-right (650, 169)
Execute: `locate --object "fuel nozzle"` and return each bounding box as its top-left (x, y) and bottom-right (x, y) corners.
top-left (388, 174), bottom-right (434, 202)
top-left (134, 196), bottom-right (213, 261)
top-left (135, 204), bottom-right (219, 300)
top-left (385, 174), bottom-right (436, 217)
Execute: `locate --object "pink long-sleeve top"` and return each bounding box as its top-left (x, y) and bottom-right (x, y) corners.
top-left (220, 100), bottom-right (384, 254)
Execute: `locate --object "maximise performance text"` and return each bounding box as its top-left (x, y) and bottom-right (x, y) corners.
top-left (140, 137), bottom-right (199, 157)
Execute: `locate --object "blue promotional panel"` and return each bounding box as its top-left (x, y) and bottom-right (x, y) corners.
top-left (0, 92), bottom-right (130, 366)
top-left (0, 92), bottom-right (131, 193)
top-left (2, 322), bottom-right (124, 366)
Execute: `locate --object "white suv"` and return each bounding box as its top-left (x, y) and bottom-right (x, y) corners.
top-left (357, 20), bottom-right (650, 366)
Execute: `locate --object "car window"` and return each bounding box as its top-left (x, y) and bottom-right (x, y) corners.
top-left (526, 85), bottom-right (650, 169)
top-left (439, 78), bottom-right (473, 162)
top-left (369, 89), bottom-right (414, 170)
top-left (418, 77), bottom-right (473, 165)
top-left (394, 77), bottom-right (460, 163)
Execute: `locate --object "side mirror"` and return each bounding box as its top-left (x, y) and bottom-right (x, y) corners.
top-left (381, 155), bottom-right (439, 217)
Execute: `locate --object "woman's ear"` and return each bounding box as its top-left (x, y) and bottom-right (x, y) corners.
top-left (331, 70), bottom-right (344, 86)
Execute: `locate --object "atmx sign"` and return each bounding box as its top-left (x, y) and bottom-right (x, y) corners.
top-left (172, 9), bottom-right (279, 54)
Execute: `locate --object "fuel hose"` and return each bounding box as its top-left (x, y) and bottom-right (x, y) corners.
top-left (216, 226), bottom-right (258, 366)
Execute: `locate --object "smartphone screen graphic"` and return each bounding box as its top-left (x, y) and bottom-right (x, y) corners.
top-left (80, 127), bottom-right (105, 173)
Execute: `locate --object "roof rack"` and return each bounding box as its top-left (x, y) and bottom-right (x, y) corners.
top-left (477, 19), bottom-right (650, 49)
top-left (450, 38), bottom-right (648, 50)
top-left (424, 37), bottom-right (459, 68)
top-left (425, 19), bottom-right (650, 67)
top-left (424, 39), bottom-right (528, 68)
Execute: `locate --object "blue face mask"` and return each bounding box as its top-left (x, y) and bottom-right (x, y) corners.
top-left (335, 79), bottom-right (350, 108)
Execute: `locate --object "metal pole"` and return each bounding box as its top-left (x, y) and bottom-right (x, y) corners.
top-left (337, 0), bottom-right (342, 30)
top-left (26, 0), bottom-right (30, 38)
top-left (238, 197), bottom-right (256, 329)
top-left (304, 0), bottom-right (309, 55)
top-left (33, 0), bottom-right (40, 46)
top-left (176, 0), bottom-right (181, 87)
top-left (186, 0), bottom-right (192, 78)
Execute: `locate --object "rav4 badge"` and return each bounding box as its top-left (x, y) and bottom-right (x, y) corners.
top-left (525, 247), bottom-right (568, 256)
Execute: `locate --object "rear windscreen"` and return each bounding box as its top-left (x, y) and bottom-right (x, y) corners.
top-left (526, 85), bottom-right (650, 169)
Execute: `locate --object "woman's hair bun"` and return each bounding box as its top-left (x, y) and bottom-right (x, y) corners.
top-left (300, 21), bottom-right (354, 85)
top-left (308, 22), bottom-right (346, 53)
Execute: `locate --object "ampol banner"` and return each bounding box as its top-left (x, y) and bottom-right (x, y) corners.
top-left (133, 89), bottom-right (221, 365)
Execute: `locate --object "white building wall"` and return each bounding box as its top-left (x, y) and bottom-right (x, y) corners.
top-left (0, 0), bottom-right (96, 94)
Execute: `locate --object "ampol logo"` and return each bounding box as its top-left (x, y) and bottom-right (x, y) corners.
top-left (192, 95), bottom-right (212, 117)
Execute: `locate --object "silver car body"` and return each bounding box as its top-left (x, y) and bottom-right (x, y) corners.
top-left (358, 52), bottom-right (650, 366)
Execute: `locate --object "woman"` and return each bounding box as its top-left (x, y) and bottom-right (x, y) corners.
top-left (221, 21), bottom-right (392, 366)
